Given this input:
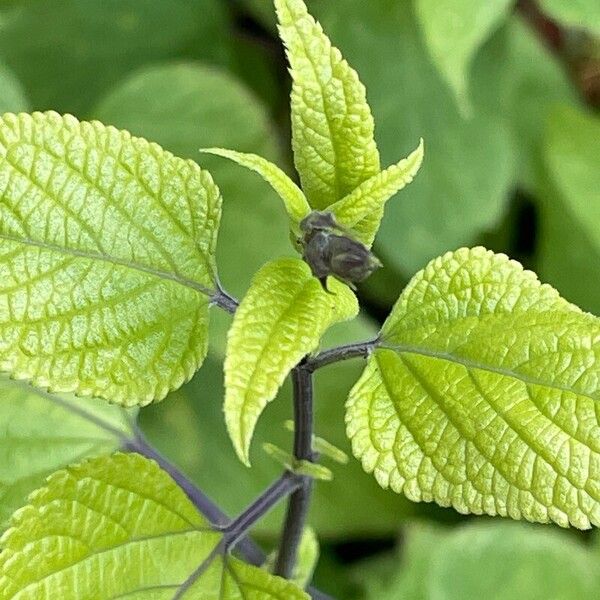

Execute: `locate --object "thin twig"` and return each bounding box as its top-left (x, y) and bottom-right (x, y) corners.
top-left (224, 471), bottom-right (301, 548)
top-left (274, 363), bottom-right (315, 579)
top-left (305, 338), bottom-right (378, 372)
top-left (125, 429), bottom-right (265, 565)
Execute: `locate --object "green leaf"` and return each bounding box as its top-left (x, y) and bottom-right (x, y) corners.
top-left (358, 521), bottom-right (600, 600)
top-left (415, 0), bottom-right (514, 111)
top-left (0, 375), bottom-right (134, 526)
top-left (539, 0), bottom-right (600, 35)
top-left (312, 0), bottom-right (514, 275)
top-left (93, 62), bottom-right (290, 300)
top-left (0, 453), bottom-right (308, 599)
top-left (200, 148), bottom-right (310, 229)
top-left (284, 420), bottom-right (349, 464)
top-left (0, 111), bottom-right (221, 406)
top-left (348, 246), bottom-right (600, 528)
top-left (225, 257), bottom-right (357, 465)
top-left (0, 63), bottom-right (28, 114)
top-left (262, 443), bottom-right (333, 481)
top-left (274, 0), bottom-right (380, 210)
top-left (292, 526), bottom-right (319, 589)
top-left (264, 526), bottom-right (319, 589)
top-left (330, 139), bottom-right (424, 247)
top-left (538, 106), bottom-right (600, 313)
top-left (0, 0), bottom-right (230, 114)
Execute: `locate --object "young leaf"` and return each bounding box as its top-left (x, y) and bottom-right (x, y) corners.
top-left (0, 111), bottom-right (222, 406)
top-left (264, 526), bottom-right (319, 589)
top-left (225, 257), bottom-right (358, 465)
top-left (200, 148), bottom-right (311, 228)
top-left (0, 453), bottom-right (308, 599)
top-left (274, 0), bottom-right (380, 209)
top-left (312, 0), bottom-right (514, 275)
top-left (330, 139), bottom-right (424, 247)
top-left (284, 420), bottom-right (349, 464)
top-left (347, 246), bottom-right (600, 528)
top-left (415, 0), bottom-right (513, 111)
top-left (263, 443), bottom-right (333, 481)
top-left (0, 375), bottom-right (134, 525)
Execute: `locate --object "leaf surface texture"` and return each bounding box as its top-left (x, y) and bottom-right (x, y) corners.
top-left (0, 112), bottom-right (221, 405)
top-left (0, 453), bottom-right (308, 599)
top-left (348, 247), bottom-right (600, 528)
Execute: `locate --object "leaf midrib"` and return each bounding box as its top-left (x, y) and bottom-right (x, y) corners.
top-left (0, 232), bottom-right (216, 299)
top-left (379, 342), bottom-right (598, 401)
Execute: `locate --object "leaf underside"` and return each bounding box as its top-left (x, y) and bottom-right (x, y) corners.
top-left (347, 246), bottom-right (600, 528)
top-left (0, 453), bottom-right (308, 599)
top-left (0, 111), bottom-right (222, 406)
top-left (225, 257), bottom-right (358, 465)
top-left (200, 148), bottom-right (311, 228)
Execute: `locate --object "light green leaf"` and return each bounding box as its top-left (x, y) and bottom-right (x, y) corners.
top-left (0, 111), bottom-right (221, 406)
top-left (358, 521), bottom-right (600, 600)
top-left (330, 139), bottom-right (424, 247)
top-left (312, 0), bottom-right (513, 275)
top-left (539, 0), bottom-right (600, 35)
top-left (0, 0), bottom-right (230, 114)
top-left (264, 526), bottom-right (319, 589)
top-left (274, 0), bottom-right (380, 209)
top-left (200, 148), bottom-right (310, 228)
top-left (225, 257), bottom-right (357, 465)
top-left (0, 375), bottom-right (134, 526)
top-left (348, 246), bottom-right (600, 528)
top-left (284, 420), bottom-right (349, 464)
top-left (93, 62), bottom-right (290, 300)
top-left (538, 106), bottom-right (600, 313)
top-left (262, 443), bottom-right (333, 481)
top-left (415, 0), bottom-right (514, 111)
top-left (0, 63), bottom-right (28, 114)
top-left (0, 453), bottom-right (308, 599)
top-left (292, 526), bottom-right (319, 589)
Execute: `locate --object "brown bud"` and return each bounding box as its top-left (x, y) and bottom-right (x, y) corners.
top-left (300, 210), bottom-right (382, 289)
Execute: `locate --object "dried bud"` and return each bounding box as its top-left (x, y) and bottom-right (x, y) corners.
top-left (327, 234), bottom-right (382, 283)
top-left (300, 210), bottom-right (382, 289)
top-left (300, 210), bottom-right (337, 233)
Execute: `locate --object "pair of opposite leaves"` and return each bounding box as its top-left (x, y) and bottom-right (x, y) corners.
top-left (1, 0), bottom-right (600, 541)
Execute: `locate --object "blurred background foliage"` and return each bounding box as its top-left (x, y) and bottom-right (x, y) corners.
top-left (0, 0), bottom-right (598, 597)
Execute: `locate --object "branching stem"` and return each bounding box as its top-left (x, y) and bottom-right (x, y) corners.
top-left (126, 430), bottom-right (265, 565)
top-left (203, 285), bottom-right (376, 596)
top-left (224, 471), bottom-right (301, 548)
top-left (212, 287), bottom-right (240, 314)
